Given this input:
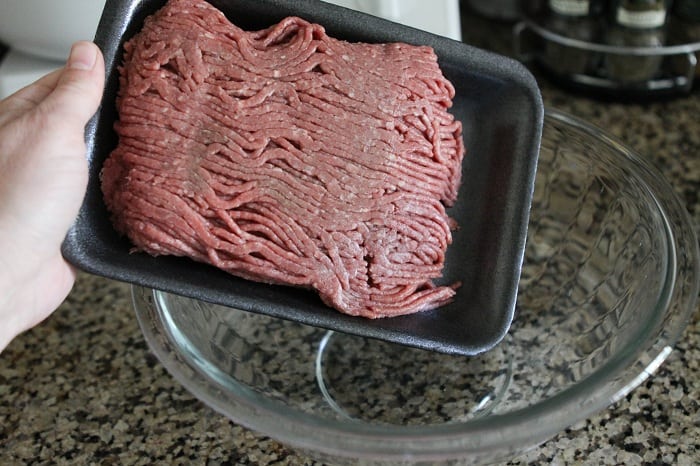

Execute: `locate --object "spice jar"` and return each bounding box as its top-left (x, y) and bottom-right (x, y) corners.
top-left (541, 0), bottom-right (600, 75)
top-left (673, 0), bottom-right (700, 21)
top-left (672, 0), bottom-right (700, 78)
top-left (604, 0), bottom-right (670, 83)
top-left (464, 0), bottom-right (520, 21)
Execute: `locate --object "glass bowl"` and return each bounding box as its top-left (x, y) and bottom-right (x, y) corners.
top-left (132, 109), bottom-right (699, 465)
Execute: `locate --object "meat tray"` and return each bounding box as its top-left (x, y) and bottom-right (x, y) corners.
top-left (62, 0), bottom-right (544, 355)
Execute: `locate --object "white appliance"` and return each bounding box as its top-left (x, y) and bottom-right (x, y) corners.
top-left (0, 0), bottom-right (461, 99)
top-left (0, 0), bottom-right (106, 98)
top-left (324, 0), bottom-right (461, 39)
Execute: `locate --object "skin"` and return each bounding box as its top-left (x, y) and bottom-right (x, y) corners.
top-left (0, 41), bottom-right (105, 351)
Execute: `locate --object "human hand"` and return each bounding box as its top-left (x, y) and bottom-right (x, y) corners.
top-left (0, 41), bottom-right (105, 351)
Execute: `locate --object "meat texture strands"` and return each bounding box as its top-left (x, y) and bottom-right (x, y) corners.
top-left (102, 0), bottom-right (465, 318)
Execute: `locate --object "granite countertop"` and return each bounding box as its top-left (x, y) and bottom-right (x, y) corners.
top-left (2, 11), bottom-right (700, 466)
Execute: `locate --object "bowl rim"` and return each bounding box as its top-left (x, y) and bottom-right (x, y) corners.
top-left (133, 108), bottom-right (700, 462)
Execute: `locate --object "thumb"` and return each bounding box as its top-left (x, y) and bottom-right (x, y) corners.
top-left (39, 41), bottom-right (105, 128)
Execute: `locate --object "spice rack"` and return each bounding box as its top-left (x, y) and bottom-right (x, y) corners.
top-left (513, 5), bottom-right (700, 99)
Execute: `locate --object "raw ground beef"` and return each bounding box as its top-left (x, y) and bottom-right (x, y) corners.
top-left (101, 0), bottom-right (465, 318)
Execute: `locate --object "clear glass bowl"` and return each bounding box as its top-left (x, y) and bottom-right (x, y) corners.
top-left (132, 109), bottom-right (699, 465)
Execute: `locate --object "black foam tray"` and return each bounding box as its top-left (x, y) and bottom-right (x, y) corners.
top-left (62, 0), bottom-right (544, 356)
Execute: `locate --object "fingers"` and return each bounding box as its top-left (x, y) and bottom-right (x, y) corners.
top-left (0, 41), bottom-right (105, 130)
top-left (38, 41), bottom-right (105, 130)
top-left (0, 68), bottom-right (63, 127)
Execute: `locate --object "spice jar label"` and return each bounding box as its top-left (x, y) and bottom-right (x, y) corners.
top-left (616, 8), bottom-right (666, 28)
top-left (550, 0), bottom-right (590, 16)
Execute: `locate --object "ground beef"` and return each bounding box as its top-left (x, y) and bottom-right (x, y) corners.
top-left (101, 0), bottom-right (465, 318)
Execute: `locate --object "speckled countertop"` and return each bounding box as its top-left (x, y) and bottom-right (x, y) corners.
top-left (1, 10), bottom-right (700, 466)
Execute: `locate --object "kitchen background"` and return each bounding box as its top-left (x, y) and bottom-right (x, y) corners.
top-left (0, 0), bottom-right (698, 464)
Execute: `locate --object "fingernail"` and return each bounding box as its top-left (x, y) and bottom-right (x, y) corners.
top-left (67, 41), bottom-right (98, 70)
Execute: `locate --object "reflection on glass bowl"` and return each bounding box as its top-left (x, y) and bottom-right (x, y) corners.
top-left (133, 109), bottom-right (699, 465)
